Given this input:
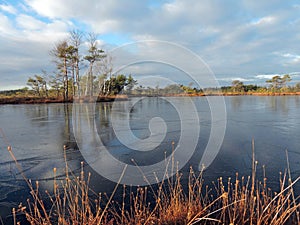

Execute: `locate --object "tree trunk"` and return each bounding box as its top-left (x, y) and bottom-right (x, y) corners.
top-left (88, 62), bottom-right (94, 96)
top-left (64, 57), bottom-right (68, 101)
top-left (72, 65), bottom-right (75, 97)
top-left (75, 59), bottom-right (80, 96)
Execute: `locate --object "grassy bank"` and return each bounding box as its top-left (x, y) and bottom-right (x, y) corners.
top-left (0, 95), bottom-right (128, 104)
top-left (6, 144), bottom-right (300, 225)
top-left (0, 96), bottom-right (68, 104)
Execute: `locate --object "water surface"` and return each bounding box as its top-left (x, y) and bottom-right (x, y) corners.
top-left (0, 96), bottom-right (299, 223)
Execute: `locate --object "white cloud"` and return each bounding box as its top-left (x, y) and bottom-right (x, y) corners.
top-left (0, 13), bottom-right (13, 35)
top-left (132, 34), bottom-right (157, 41)
top-left (282, 53), bottom-right (300, 62)
top-left (0, 4), bottom-right (17, 14)
top-left (90, 20), bottom-right (119, 33)
top-left (250, 16), bottom-right (277, 26)
top-left (12, 14), bottom-right (70, 43)
top-left (16, 14), bottom-right (45, 30)
top-left (255, 74), bottom-right (280, 79)
top-left (24, 0), bottom-right (67, 19)
top-left (218, 77), bottom-right (255, 82)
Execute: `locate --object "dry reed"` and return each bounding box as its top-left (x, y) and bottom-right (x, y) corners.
top-left (4, 140), bottom-right (300, 225)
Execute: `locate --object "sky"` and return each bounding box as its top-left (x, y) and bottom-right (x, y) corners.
top-left (0, 0), bottom-right (300, 90)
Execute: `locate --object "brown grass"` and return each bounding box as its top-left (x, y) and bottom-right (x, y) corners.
top-left (6, 141), bottom-right (300, 225)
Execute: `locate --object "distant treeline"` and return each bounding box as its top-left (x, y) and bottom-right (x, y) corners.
top-left (2, 74), bottom-right (300, 99)
top-left (123, 74), bottom-right (300, 96)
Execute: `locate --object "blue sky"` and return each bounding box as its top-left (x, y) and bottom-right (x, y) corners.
top-left (0, 0), bottom-right (300, 90)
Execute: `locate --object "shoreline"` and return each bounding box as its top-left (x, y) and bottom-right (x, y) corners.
top-left (0, 95), bottom-right (129, 105)
top-left (1, 92), bottom-right (300, 104)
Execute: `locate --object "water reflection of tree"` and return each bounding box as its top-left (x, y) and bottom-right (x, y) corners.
top-left (63, 104), bottom-right (78, 149)
top-left (95, 103), bottom-right (112, 144)
top-left (56, 103), bottom-right (85, 177)
top-left (96, 102), bottom-right (112, 128)
top-left (294, 96), bottom-right (300, 108)
top-left (24, 103), bottom-right (78, 149)
top-left (24, 104), bottom-right (50, 125)
top-left (230, 96), bottom-right (243, 111)
top-left (268, 96), bottom-right (289, 115)
top-left (23, 103), bottom-right (82, 174)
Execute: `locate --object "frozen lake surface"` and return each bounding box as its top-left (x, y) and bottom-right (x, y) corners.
top-left (0, 96), bottom-right (299, 223)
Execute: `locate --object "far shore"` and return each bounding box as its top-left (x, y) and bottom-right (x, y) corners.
top-left (1, 92), bottom-right (300, 104)
top-left (164, 91), bottom-right (300, 97)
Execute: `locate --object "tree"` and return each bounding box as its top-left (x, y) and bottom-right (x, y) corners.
top-left (93, 55), bottom-right (113, 96)
top-left (266, 75), bottom-right (281, 90)
top-left (180, 84), bottom-right (195, 94)
top-left (96, 74), bottom-right (107, 95)
top-left (266, 75), bottom-right (292, 91)
top-left (69, 30), bottom-right (83, 96)
top-left (49, 73), bottom-right (63, 98)
top-left (103, 55), bottom-right (114, 96)
top-left (243, 84), bottom-right (258, 92)
top-left (125, 74), bottom-right (137, 94)
top-left (231, 80), bottom-right (244, 92)
top-left (84, 33), bottom-right (106, 96)
top-left (164, 84), bottom-right (183, 94)
top-left (40, 70), bottom-right (49, 97)
top-left (295, 82), bottom-right (300, 91)
top-left (27, 77), bottom-right (40, 96)
top-left (105, 74), bottom-right (126, 95)
top-left (27, 75), bottom-right (48, 97)
top-left (65, 45), bottom-right (77, 96)
top-left (51, 40), bottom-right (70, 101)
top-left (281, 74), bottom-right (291, 88)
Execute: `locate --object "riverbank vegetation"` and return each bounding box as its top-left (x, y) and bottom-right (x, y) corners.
top-left (2, 72), bottom-right (300, 104)
top-left (2, 74), bottom-right (300, 104)
top-left (7, 143), bottom-right (299, 225)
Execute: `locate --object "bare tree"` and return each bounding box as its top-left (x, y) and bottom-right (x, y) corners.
top-left (49, 73), bottom-right (63, 98)
top-left (69, 30), bottom-right (83, 96)
top-left (231, 80), bottom-right (244, 92)
top-left (27, 74), bottom-right (48, 97)
top-left (50, 40), bottom-right (70, 101)
top-left (102, 55), bottom-right (113, 96)
top-left (84, 33), bottom-right (106, 96)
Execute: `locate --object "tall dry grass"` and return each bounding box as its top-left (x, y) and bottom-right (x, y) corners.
top-left (5, 140), bottom-right (300, 225)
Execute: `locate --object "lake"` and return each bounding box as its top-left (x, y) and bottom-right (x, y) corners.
top-left (0, 96), bottom-right (300, 223)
